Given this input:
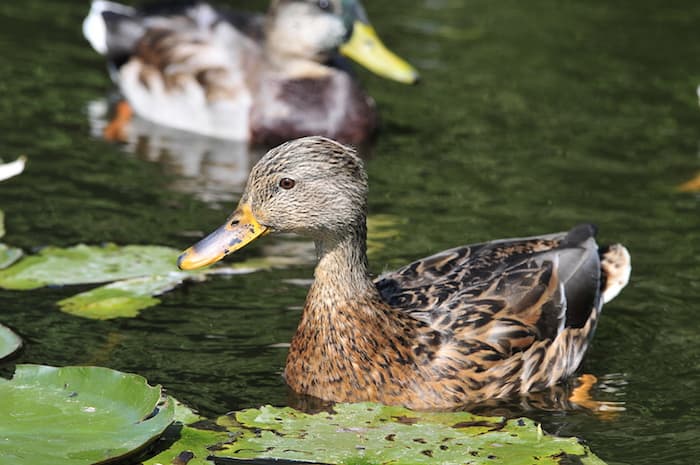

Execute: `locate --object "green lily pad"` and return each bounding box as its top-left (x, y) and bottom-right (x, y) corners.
top-left (0, 244), bottom-right (180, 290)
top-left (142, 423), bottom-right (230, 465)
top-left (0, 242), bottom-right (316, 319)
top-left (0, 364), bottom-right (174, 465)
top-left (142, 398), bottom-right (229, 465)
top-left (213, 403), bottom-right (606, 465)
top-left (0, 323), bottom-right (22, 360)
top-left (58, 272), bottom-right (195, 319)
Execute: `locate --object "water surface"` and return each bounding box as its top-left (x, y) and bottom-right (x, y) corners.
top-left (0, 1), bottom-right (699, 464)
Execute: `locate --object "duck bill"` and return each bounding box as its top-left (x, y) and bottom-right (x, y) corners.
top-left (177, 204), bottom-right (268, 270)
top-left (340, 21), bottom-right (419, 84)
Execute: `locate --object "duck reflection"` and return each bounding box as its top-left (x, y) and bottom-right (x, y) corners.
top-left (287, 372), bottom-right (627, 420)
top-left (86, 97), bottom-right (266, 203)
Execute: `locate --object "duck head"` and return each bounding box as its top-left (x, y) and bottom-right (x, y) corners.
top-left (266, 0), bottom-right (419, 84)
top-left (178, 136), bottom-right (367, 270)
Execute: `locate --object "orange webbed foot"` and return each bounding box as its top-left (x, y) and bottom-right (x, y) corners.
top-left (103, 100), bottom-right (133, 142)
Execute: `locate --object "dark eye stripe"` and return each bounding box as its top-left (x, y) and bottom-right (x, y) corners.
top-left (279, 178), bottom-right (296, 189)
top-left (317, 0), bottom-right (332, 11)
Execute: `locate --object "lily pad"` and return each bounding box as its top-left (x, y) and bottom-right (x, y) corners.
top-left (58, 272), bottom-right (196, 319)
top-left (0, 244), bottom-right (180, 290)
top-left (142, 399), bottom-right (229, 465)
top-left (142, 423), bottom-right (229, 465)
top-left (0, 364), bottom-right (174, 465)
top-left (0, 241), bottom-right (316, 319)
top-left (0, 323), bottom-right (22, 360)
top-left (213, 403), bottom-right (606, 465)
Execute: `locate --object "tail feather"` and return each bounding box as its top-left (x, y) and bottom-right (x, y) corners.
top-left (554, 224), bottom-right (602, 329)
top-left (82, 1), bottom-right (137, 55)
top-left (600, 244), bottom-right (631, 304)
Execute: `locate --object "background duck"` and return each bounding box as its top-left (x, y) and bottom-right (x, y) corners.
top-left (177, 137), bottom-right (632, 410)
top-left (82, 0), bottom-right (419, 145)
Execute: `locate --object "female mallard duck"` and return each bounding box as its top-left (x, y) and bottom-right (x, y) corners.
top-left (82, 0), bottom-right (418, 145)
top-left (177, 137), bottom-right (631, 410)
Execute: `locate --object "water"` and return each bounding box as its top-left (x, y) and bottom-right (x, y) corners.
top-left (1, 0), bottom-right (699, 463)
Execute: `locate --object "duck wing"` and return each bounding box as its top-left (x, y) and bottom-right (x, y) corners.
top-left (375, 224), bottom-right (604, 346)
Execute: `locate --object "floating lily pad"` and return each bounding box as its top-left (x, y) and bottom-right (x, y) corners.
top-left (0, 241), bottom-right (316, 319)
top-left (58, 272), bottom-right (195, 319)
top-left (142, 398), bottom-right (229, 465)
top-left (0, 244), bottom-right (180, 290)
top-left (0, 323), bottom-right (22, 360)
top-left (0, 364), bottom-right (174, 465)
top-left (143, 423), bottom-right (229, 465)
top-left (213, 403), bottom-right (607, 465)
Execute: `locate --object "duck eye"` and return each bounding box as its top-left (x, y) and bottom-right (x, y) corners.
top-left (279, 177), bottom-right (296, 190)
top-left (317, 0), bottom-right (332, 11)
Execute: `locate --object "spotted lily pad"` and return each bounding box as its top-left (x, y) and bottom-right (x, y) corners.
top-left (142, 423), bottom-right (229, 465)
top-left (213, 403), bottom-right (607, 465)
top-left (0, 364), bottom-right (174, 465)
top-left (0, 323), bottom-right (22, 360)
top-left (142, 399), bottom-right (229, 465)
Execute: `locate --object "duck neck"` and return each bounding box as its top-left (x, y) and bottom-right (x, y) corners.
top-left (310, 222), bottom-right (378, 303)
top-left (264, 50), bottom-right (333, 80)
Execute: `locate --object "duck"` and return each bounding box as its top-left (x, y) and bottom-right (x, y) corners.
top-left (177, 137), bottom-right (631, 410)
top-left (82, 0), bottom-right (418, 145)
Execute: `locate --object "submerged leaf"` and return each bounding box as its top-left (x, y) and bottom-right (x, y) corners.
top-left (213, 403), bottom-right (607, 465)
top-left (0, 364), bottom-right (174, 465)
top-left (0, 323), bottom-right (22, 360)
top-left (58, 272), bottom-right (195, 319)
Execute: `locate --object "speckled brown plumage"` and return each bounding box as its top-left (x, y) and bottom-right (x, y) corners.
top-left (178, 136), bottom-right (632, 410)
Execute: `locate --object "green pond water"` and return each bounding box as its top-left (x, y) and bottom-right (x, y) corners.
top-left (0, 0), bottom-right (699, 463)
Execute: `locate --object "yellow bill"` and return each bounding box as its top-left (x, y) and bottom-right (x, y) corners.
top-left (177, 203), bottom-right (268, 270)
top-left (340, 21), bottom-right (419, 84)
